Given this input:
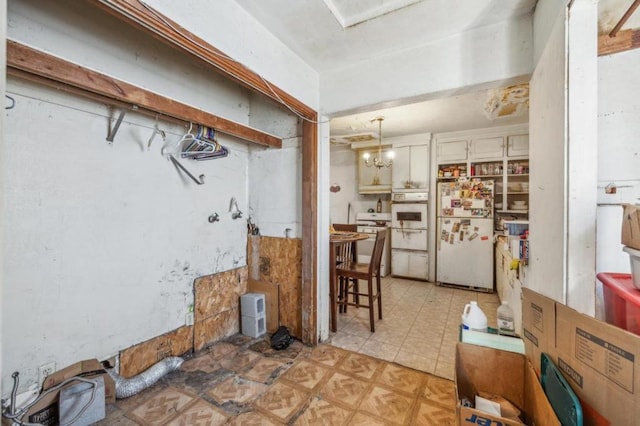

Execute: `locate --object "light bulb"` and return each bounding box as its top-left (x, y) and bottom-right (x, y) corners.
top-left (387, 151), bottom-right (395, 160)
top-left (363, 152), bottom-right (370, 160)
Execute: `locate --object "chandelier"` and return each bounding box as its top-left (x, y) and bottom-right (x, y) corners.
top-left (363, 117), bottom-right (394, 171)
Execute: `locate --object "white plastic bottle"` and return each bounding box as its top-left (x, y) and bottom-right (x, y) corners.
top-left (461, 301), bottom-right (488, 332)
top-left (497, 301), bottom-right (516, 336)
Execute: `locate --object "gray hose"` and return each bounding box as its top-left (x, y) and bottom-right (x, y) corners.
top-left (107, 357), bottom-right (183, 399)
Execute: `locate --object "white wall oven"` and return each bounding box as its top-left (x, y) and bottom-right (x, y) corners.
top-left (391, 192), bottom-right (429, 280)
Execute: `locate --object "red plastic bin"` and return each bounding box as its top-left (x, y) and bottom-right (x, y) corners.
top-left (597, 272), bottom-right (640, 335)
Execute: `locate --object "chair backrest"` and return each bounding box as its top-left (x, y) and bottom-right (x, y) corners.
top-left (332, 223), bottom-right (358, 262)
top-left (368, 229), bottom-right (387, 275)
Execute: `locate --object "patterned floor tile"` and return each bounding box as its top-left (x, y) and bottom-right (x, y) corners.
top-left (376, 363), bottom-right (425, 396)
top-left (226, 411), bottom-right (280, 426)
top-left (293, 396), bottom-right (353, 426)
top-left (127, 387), bottom-right (195, 425)
top-left (180, 354), bottom-right (220, 373)
top-left (207, 376), bottom-right (268, 404)
top-left (358, 385), bottom-right (414, 425)
top-left (166, 398), bottom-right (228, 426)
top-left (208, 342), bottom-right (238, 360)
top-left (253, 382), bottom-right (310, 423)
top-left (347, 413), bottom-right (388, 426)
top-left (220, 350), bottom-right (262, 373)
top-left (319, 372), bottom-right (370, 408)
top-left (423, 376), bottom-right (456, 409)
top-left (280, 360), bottom-right (331, 391)
top-left (411, 399), bottom-right (457, 425)
top-left (242, 357), bottom-right (288, 383)
top-left (309, 344), bottom-right (348, 367)
top-left (338, 353), bottom-right (383, 380)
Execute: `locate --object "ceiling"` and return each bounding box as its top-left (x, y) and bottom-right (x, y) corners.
top-left (234, 0), bottom-right (640, 140)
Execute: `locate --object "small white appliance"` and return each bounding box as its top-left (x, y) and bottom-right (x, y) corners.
top-left (355, 212), bottom-right (391, 276)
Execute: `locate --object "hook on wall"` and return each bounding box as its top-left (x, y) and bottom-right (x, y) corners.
top-left (169, 154), bottom-right (205, 185)
top-left (106, 109), bottom-right (126, 143)
top-left (208, 213), bottom-right (220, 223)
top-left (147, 121), bottom-right (166, 150)
top-left (5, 95), bottom-right (15, 110)
top-left (229, 197), bottom-right (243, 219)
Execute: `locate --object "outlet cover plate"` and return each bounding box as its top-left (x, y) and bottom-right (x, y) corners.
top-left (38, 362), bottom-right (56, 387)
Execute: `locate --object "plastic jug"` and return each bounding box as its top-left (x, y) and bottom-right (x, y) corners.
top-left (461, 301), bottom-right (488, 332)
top-left (497, 301), bottom-right (516, 336)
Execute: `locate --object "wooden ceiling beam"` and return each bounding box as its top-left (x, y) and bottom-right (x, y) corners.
top-left (7, 40), bottom-right (282, 148)
top-left (609, 0), bottom-right (640, 37)
top-left (598, 28), bottom-right (640, 56)
top-left (88, 0), bottom-right (316, 121)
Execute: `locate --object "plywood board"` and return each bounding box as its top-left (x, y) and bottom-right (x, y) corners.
top-left (119, 325), bottom-right (193, 378)
top-left (247, 279), bottom-right (280, 333)
top-left (248, 236), bottom-right (302, 338)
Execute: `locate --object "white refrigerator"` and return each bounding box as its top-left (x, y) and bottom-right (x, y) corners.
top-left (436, 180), bottom-right (494, 290)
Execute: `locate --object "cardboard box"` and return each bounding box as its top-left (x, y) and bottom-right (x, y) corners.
top-left (622, 203), bottom-right (640, 250)
top-left (455, 343), bottom-right (559, 426)
top-left (25, 359), bottom-right (114, 425)
top-left (522, 288), bottom-right (640, 425)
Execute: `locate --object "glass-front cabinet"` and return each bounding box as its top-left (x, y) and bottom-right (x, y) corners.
top-left (435, 126), bottom-right (529, 226)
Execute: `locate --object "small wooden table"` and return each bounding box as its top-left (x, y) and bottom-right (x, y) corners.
top-left (329, 232), bottom-right (369, 332)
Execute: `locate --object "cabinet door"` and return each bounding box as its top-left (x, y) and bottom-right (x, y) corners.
top-left (507, 134), bottom-right (529, 157)
top-left (469, 137), bottom-right (504, 159)
top-left (409, 145), bottom-right (429, 189)
top-left (391, 146), bottom-right (411, 190)
top-left (437, 140), bottom-right (467, 162)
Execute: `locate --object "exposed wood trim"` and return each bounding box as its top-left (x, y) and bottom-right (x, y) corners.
top-left (7, 40), bottom-right (282, 148)
top-left (88, 0), bottom-right (316, 120)
top-left (301, 119), bottom-right (319, 345)
top-left (609, 0), bottom-right (640, 37)
top-left (598, 28), bottom-right (640, 56)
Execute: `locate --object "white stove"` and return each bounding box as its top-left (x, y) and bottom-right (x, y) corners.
top-left (355, 212), bottom-right (391, 276)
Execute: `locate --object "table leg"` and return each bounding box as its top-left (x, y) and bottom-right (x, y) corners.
top-left (329, 242), bottom-right (337, 332)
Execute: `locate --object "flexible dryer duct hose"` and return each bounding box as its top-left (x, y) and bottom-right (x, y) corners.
top-left (107, 357), bottom-right (184, 399)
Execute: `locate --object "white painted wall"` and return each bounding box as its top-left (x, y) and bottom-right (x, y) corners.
top-left (321, 16), bottom-right (533, 115)
top-left (566, 0), bottom-right (598, 315)
top-left (1, 0), bottom-right (7, 387)
top-left (533, 0), bottom-right (567, 65)
top-left (597, 48), bottom-right (640, 274)
top-left (528, 5), bottom-right (567, 302)
top-left (3, 0), bottom-right (316, 395)
top-left (529, 0), bottom-right (600, 315)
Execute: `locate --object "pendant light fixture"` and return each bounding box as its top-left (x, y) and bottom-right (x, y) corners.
top-left (363, 117), bottom-right (394, 184)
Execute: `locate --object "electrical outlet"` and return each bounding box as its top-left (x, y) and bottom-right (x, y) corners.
top-left (185, 312), bottom-right (194, 326)
top-left (38, 362), bottom-right (56, 387)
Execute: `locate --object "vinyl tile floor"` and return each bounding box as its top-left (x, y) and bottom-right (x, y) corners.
top-left (99, 278), bottom-right (497, 425)
top-left (99, 335), bottom-right (457, 425)
top-left (329, 277), bottom-right (500, 381)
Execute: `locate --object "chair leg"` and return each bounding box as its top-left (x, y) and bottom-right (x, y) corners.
top-left (367, 278), bottom-right (375, 332)
top-left (376, 274), bottom-right (383, 320)
top-left (338, 277), bottom-right (346, 313)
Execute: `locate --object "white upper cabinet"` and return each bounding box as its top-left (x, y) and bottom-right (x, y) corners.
top-left (507, 134), bottom-right (529, 157)
top-left (469, 137), bottom-right (505, 159)
top-left (437, 140), bottom-right (468, 162)
top-left (392, 144), bottom-right (429, 190)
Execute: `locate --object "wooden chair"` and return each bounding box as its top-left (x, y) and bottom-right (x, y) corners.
top-left (335, 229), bottom-right (386, 332)
top-left (332, 223), bottom-right (358, 313)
